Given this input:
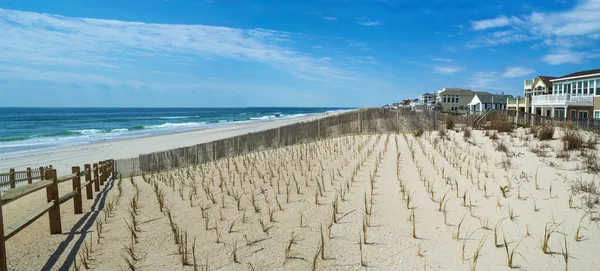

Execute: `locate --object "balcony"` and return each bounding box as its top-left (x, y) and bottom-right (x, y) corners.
top-left (507, 98), bottom-right (529, 107)
top-left (532, 94), bottom-right (593, 107)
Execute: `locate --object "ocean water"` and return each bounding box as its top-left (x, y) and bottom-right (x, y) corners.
top-left (0, 107), bottom-right (348, 156)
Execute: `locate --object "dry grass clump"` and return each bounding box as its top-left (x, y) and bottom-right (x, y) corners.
top-left (438, 128), bottom-right (447, 139)
top-left (489, 131), bottom-right (499, 141)
top-left (581, 150), bottom-right (600, 173)
top-left (537, 125), bottom-right (555, 140)
top-left (562, 128), bottom-right (584, 151)
top-left (414, 123), bottom-right (424, 137)
top-left (495, 142), bottom-right (509, 153)
top-left (463, 127), bottom-right (472, 140)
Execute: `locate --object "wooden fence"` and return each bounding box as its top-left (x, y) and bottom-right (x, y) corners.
top-left (0, 167), bottom-right (47, 190)
top-left (133, 108), bottom-right (424, 174)
top-left (0, 160), bottom-right (115, 271)
top-left (472, 109), bottom-right (600, 131)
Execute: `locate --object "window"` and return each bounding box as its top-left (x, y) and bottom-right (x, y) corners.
top-left (443, 96), bottom-right (447, 103)
top-left (571, 110), bottom-right (577, 119)
top-left (578, 81), bottom-right (583, 95)
top-left (579, 110), bottom-right (589, 119)
top-left (584, 81), bottom-right (588, 95)
top-left (456, 97), bottom-right (459, 103)
top-left (595, 110), bottom-right (600, 119)
top-left (596, 79), bottom-right (600, 95)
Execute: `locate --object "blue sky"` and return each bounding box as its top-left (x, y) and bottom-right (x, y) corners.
top-left (0, 0), bottom-right (599, 107)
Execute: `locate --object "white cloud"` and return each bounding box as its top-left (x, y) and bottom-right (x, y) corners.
top-left (347, 56), bottom-right (377, 65)
top-left (471, 16), bottom-right (513, 30)
top-left (502, 66), bottom-right (535, 78)
top-left (542, 50), bottom-right (586, 65)
top-left (310, 12), bottom-right (337, 21)
top-left (467, 0), bottom-right (600, 60)
top-left (430, 56), bottom-right (453, 62)
top-left (356, 18), bottom-right (382, 27)
top-left (433, 66), bottom-right (462, 75)
top-left (0, 8), bottom-right (354, 82)
top-left (468, 72), bottom-right (504, 90)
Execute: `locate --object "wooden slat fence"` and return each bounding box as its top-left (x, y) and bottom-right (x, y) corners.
top-left (0, 160), bottom-right (115, 271)
top-left (134, 108), bottom-right (427, 174)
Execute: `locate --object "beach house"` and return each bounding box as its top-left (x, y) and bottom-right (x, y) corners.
top-left (435, 88), bottom-right (482, 113)
top-left (468, 93), bottom-right (513, 112)
top-left (530, 68), bottom-right (599, 119)
top-left (418, 93), bottom-right (436, 106)
top-left (506, 76), bottom-right (554, 113)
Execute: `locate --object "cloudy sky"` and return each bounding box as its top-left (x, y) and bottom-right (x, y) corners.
top-left (0, 0), bottom-right (599, 107)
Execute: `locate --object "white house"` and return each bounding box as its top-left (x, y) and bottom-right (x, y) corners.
top-left (468, 93), bottom-right (513, 112)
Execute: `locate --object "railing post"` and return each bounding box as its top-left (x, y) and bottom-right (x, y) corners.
top-left (0, 192), bottom-right (7, 271)
top-left (45, 169), bottom-right (62, 234)
top-left (99, 161), bottom-right (104, 186)
top-left (39, 167), bottom-right (45, 181)
top-left (112, 159), bottom-right (116, 179)
top-left (93, 163), bottom-right (100, 192)
top-left (72, 166), bottom-right (83, 214)
top-left (84, 164), bottom-right (93, 199)
top-left (8, 169), bottom-right (15, 189)
top-left (26, 167), bottom-right (32, 184)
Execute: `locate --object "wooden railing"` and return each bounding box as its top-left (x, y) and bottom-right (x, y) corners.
top-left (0, 159), bottom-right (115, 271)
top-left (0, 167), bottom-right (48, 189)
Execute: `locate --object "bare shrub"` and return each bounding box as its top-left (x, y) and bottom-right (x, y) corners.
top-left (585, 136), bottom-right (597, 150)
top-left (414, 127), bottom-right (424, 137)
top-left (496, 142), bottom-right (508, 153)
top-left (562, 128), bottom-right (584, 151)
top-left (581, 150), bottom-right (600, 173)
top-left (537, 125), bottom-right (555, 141)
top-left (438, 129), bottom-right (447, 139)
top-left (464, 127), bottom-right (472, 140)
top-left (556, 150), bottom-right (570, 160)
top-left (490, 132), bottom-right (499, 141)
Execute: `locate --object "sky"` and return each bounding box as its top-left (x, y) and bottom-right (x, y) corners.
top-left (0, 0), bottom-right (599, 107)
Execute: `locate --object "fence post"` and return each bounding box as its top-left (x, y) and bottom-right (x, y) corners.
top-left (93, 163), bottom-right (100, 192)
top-left (8, 169), bottom-right (15, 189)
top-left (84, 164), bottom-right (93, 199)
top-left (99, 161), bottom-right (104, 186)
top-left (26, 167), bottom-right (32, 184)
top-left (46, 169), bottom-right (62, 234)
top-left (111, 159), bottom-right (116, 179)
top-left (39, 167), bottom-right (45, 181)
top-left (0, 192), bottom-right (6, 271)
top-left (72, 166), bottom-right (83, 214)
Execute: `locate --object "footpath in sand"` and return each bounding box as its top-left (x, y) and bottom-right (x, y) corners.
top-left (3, 127), bottom-right (600, 270)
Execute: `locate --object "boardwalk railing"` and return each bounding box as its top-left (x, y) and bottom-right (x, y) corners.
top-left (0, 160), bottom-right (115, 271)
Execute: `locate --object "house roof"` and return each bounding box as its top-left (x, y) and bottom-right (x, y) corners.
top-left (553, 68), bottom-right (600, 80)
top-left (538, 76), bottom-right (557, 87)
top-left (474, 94), bottom-right (513, 104)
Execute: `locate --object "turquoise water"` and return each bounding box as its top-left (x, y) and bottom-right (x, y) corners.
top-left (0, 107), bottom-right (349, 155)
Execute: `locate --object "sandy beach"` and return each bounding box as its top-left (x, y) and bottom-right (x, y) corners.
top-left (0, 111), bottom-right (345, 174)
top-left (3, 121), bottom-right (600, 270)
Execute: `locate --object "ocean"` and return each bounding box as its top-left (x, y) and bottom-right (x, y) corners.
top-left (0, 107), bottom-right (349, 156)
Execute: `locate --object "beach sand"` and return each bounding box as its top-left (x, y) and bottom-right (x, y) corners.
top-left (0, 111), bottom-right (344, 174)
top-left (3, 125), bottom-right (600, 270)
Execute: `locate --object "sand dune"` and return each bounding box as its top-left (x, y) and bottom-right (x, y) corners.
top-left (3, 125), bottom-right (600, 270)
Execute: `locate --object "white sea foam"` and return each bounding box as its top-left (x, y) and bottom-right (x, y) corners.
top-left (110, 128), bottom-right (129, 133)
top-left (73, 129), bottom-right (104, 135)
top-left (146, 122), bottom-right (207, 129)
top-left (158, 116), bottom-right (200, 119)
